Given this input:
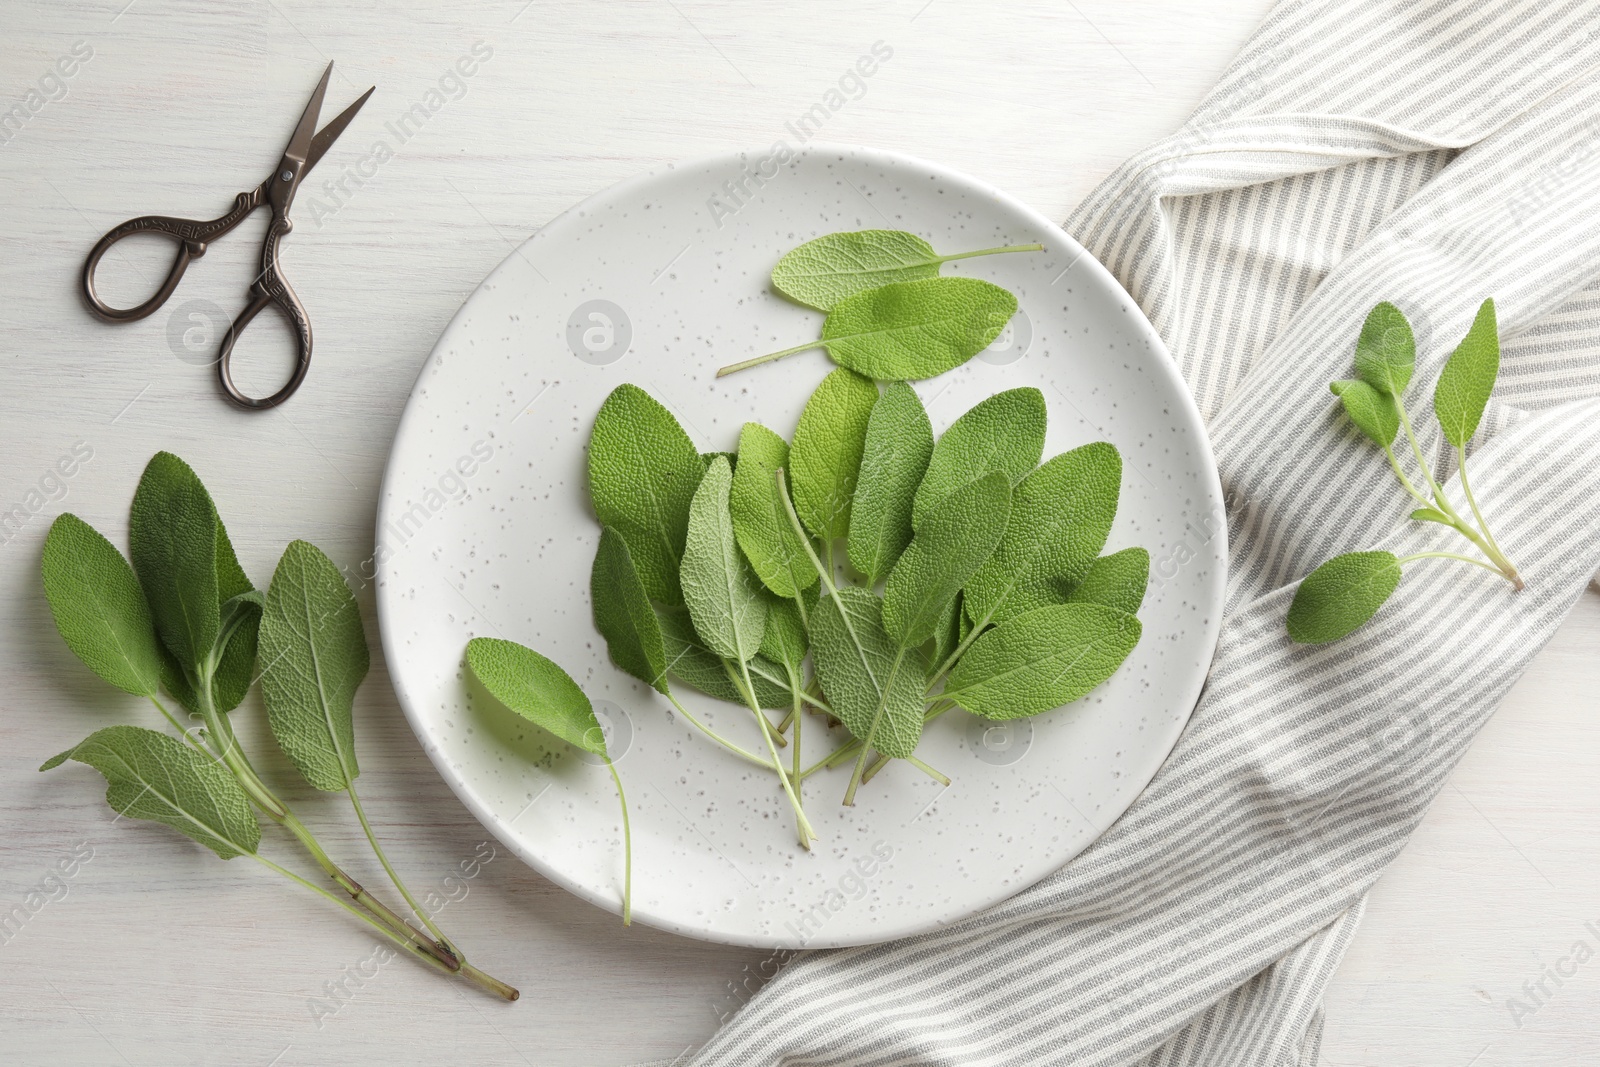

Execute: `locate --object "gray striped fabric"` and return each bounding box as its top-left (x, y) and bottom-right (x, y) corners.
top-left (666, 2), bottom-right (1600, 1063)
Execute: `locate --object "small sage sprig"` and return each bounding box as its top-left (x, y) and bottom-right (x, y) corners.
top-left (716, 229), bottom-right (1041, 379)
top-left (1287, 299), bottom-right (1522, 644)
top-left (40, 453), bottom-right (518, 999)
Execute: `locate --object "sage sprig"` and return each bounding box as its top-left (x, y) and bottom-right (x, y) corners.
top-left (716, 228), bottom-right (1041, 379)
top-left (40, 454), bottom-right (517, 1000)
top-left (1287, 300), bottom-right (1522, 644)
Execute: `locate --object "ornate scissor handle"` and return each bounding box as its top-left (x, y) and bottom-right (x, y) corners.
top-left (216, 212), bottom-right (313, 410)
top-left (80, 188), bottom-right (263, 322)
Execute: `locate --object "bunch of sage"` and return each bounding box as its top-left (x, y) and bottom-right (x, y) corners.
top-left (716, 229), bottom-right (1041, 379)
top-left (1288, 299), bottom-right (1522, 643)
top-left (503, 372), bottom-right (1146, 850)
top-left (40, 453), bottom-right (518, 998)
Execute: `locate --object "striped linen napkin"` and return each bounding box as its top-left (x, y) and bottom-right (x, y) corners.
top-left (665, 2), bottom-right (1600, 1063)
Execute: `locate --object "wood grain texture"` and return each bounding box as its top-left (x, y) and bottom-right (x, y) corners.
top-left (2, 2), bottom-right (1592, 1064)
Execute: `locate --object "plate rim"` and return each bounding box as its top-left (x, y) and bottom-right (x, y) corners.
top-left (374, 140), bottom-right (1228, 947)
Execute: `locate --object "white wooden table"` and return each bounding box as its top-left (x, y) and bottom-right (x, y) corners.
top-left (3, 3), bottom-right (1595, 1064)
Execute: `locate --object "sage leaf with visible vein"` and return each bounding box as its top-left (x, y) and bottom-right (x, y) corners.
top-left (913, 387), bottom-right (1046, 530)
top-left (680, 456), bottom-right (768, 663)
top-left (790, 368), bottom-right (878, 543)
top-left (466, 638), bottom-right (605, 755)
top-left (847, 381), bottom-right (934, 584)
top-left (588, 384), bottom-right (704, 606)
top-left (962, 442), bottom-right (1121, 627)
top-left (809, 586), bottom-right (927, 759)
top-left (130, 451), bottom-right (222, 672)
top-left (465, 636), bottom-right (632, 923)
top-left (716, 277), bottom-right (1017, 380)
top-left (656, 606), bottom-right (791, 708)
top-left (1433, 298), bottom-right (1499, 447)
top-left (258, 540), bottom-right (368, 792)
top-left (41, 724), bottom-right (260, 859)
top-left (1063, 547), bottom-right (1150, 616)
top-left (1285, 551), bottom-right (1403, 644)
top-left (1329, 379), bottom-right (1399, 448)
top-left (943, 603), bottom-right (1141, 720)
top-left (130, 452), bottom-right (260, 714)
top-left (1353, 301), bottom-right (1415, 397)
top-left (882, 472), bottom-right (1011, 648)
top-left (771, 229), bottom-right (1043, 311)
top-left (591, 525), bottom-right (670, 694)
top-left (759, 595), bottom-right (808, 676)
top-left (730, 423), bottom-right (816, 599)
top-left (41, 514), bottom-right (162, 698)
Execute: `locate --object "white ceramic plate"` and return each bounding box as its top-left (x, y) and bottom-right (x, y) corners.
top-left (375, 144), bottom-right (1225, 949)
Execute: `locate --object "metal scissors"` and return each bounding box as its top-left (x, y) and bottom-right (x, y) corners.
top-left (81, 62), bottom-right (373, 409)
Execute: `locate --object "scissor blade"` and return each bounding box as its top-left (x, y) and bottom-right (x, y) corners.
top-left (282, 61), bottom-right (333, 165)
top-left (304, 85), bottom-right (375, 174)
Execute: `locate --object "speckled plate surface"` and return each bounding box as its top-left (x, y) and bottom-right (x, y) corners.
top-left (375, 144), bottom-right (1226, 949)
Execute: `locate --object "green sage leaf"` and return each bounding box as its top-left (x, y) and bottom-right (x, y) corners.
top-left (128, 452), bottom-right (260, 713)
top-left (588, 384), bottom-right (704, 606)
top-left (790, 368), bottom-right (878, 542)
top-left (882, 472), bottom-right (1011, 648)
top-left (129, 452), bottom-right (221, 671)
top-left (912, 387), bottom-right (1046, 530)
top-left (1353, 301), bottom-right (1415, 397)
top-left (591, 526), bottom-right (669, 694)
top-left (820, 277), bottom-right (1017, 381)
top-left (41, 724), bottom-right (260, 859)
top-left (1285, 551), bottom-right (1403, 644)
top-left (729, 423), bottom-right (816, 599)
top-left (772, 230), bottom-right (945, 310)
top-left (41, 514), bottom-right (162, 697)
top-left (962, 442), bottom-right (1121, 627)
top-left (465, 637), bottom-right (607, 757)
top-left (681, 457), bottom-right (768, 663)
top-left (943, 603), bottom-right (1141, 720)
top-left (656, 606), bottom-right (792, 709)
top-left (759, 595), bottom-right (808, 676)
top-left (258, 540), bottom-right (369, 792)
top-left (1329, 379), bottom-right (1399, 449)
top-left (770, 230), bottom-right (1041, 310)
top-left (1063, 547), bottom-right (1150, 616)
top-left (809, 586), bottom-right (927, 758)
top-left (1411, 507), bottom-right (1453, 525)
top-left (847, 381), bottom-right (934, 584)
top-left (1433, 298), bottom-right (1499, 447)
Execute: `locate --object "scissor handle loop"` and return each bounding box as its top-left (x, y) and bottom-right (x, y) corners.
top-left (216, 214), bottom-right (312, 410)
top-left (80, 189), bottom-right (261, 322)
